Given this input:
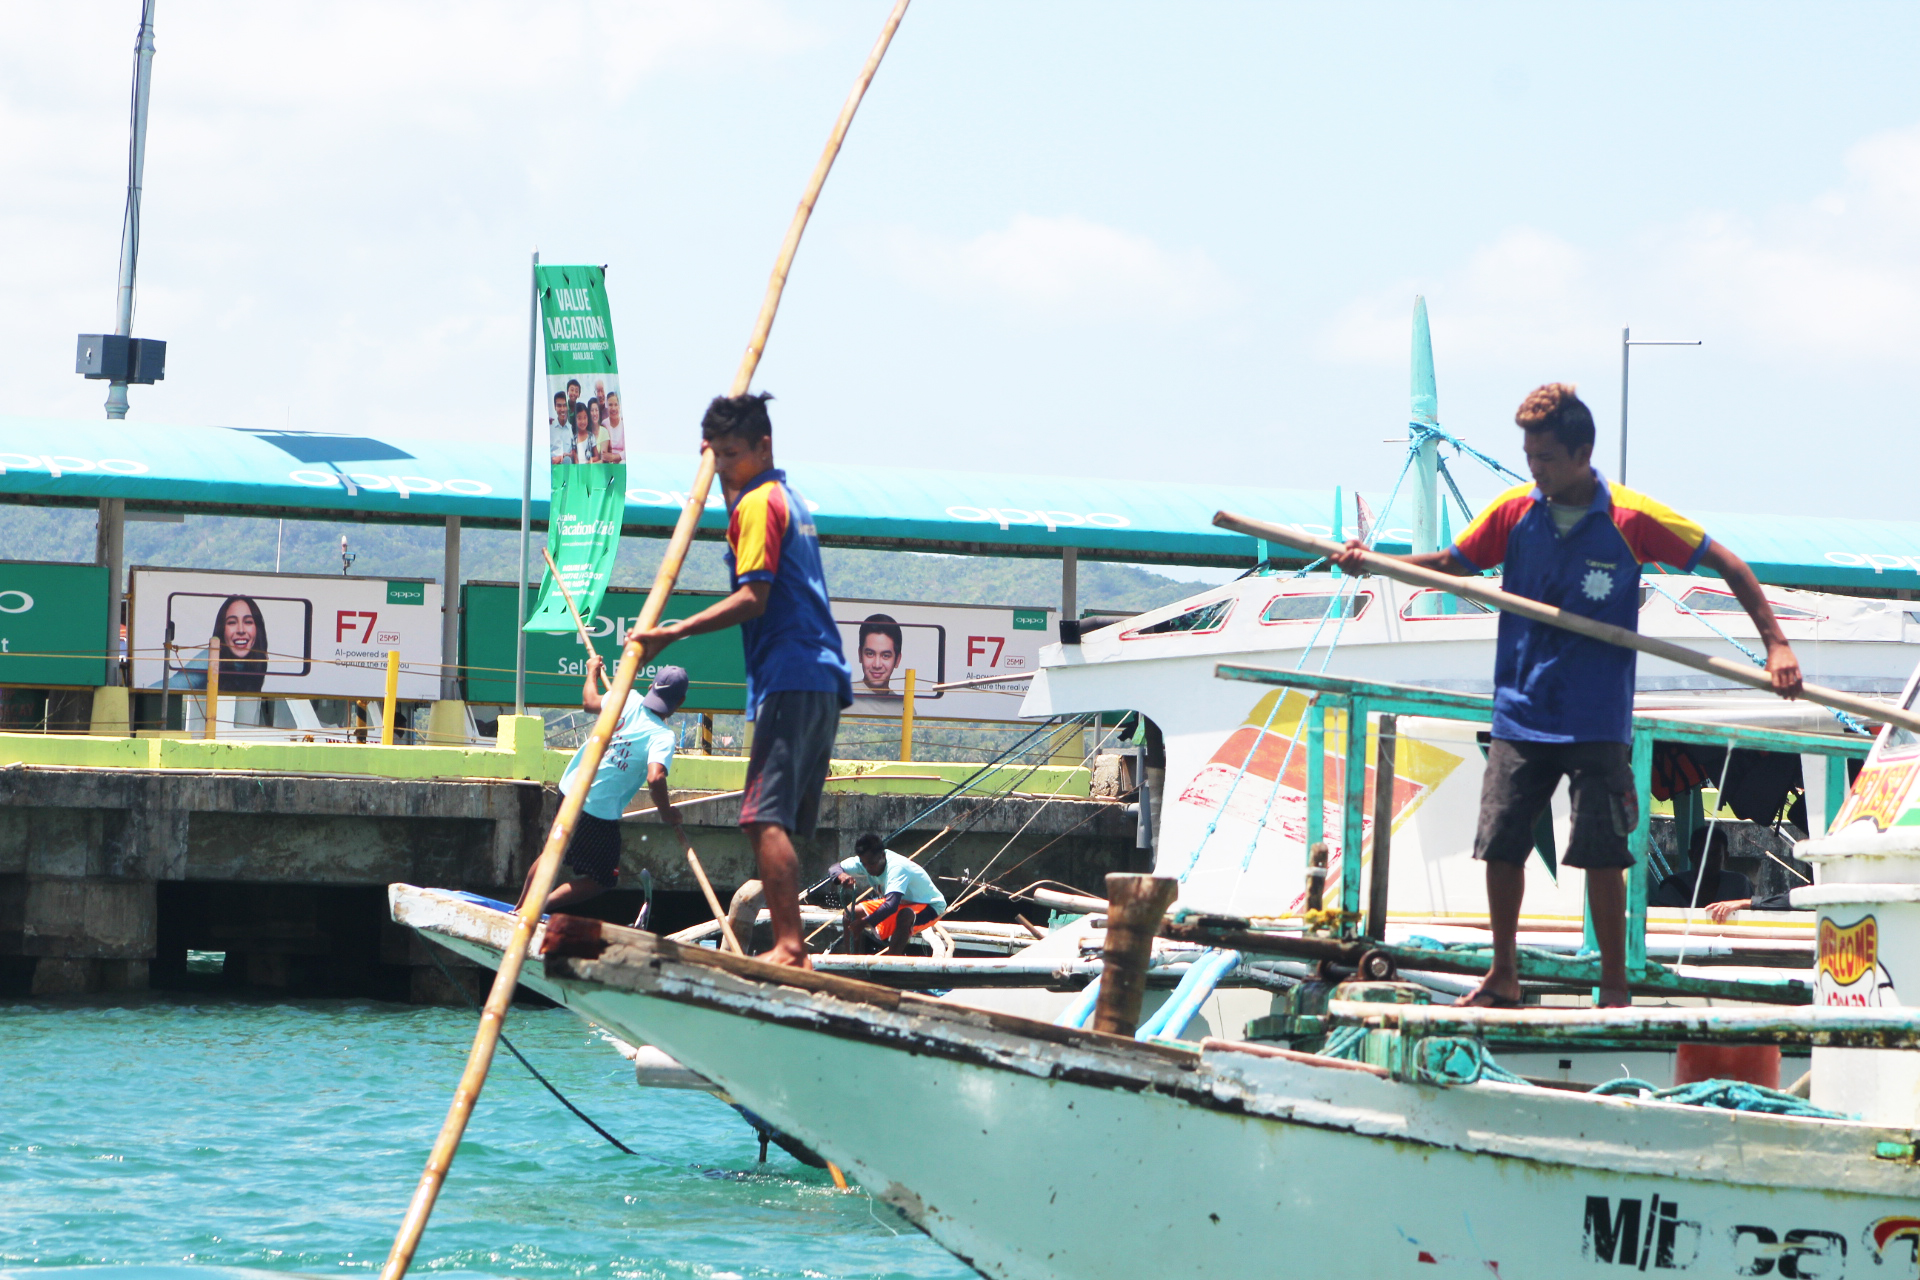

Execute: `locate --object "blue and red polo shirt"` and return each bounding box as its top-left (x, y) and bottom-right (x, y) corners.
top-left (1449, 471), bottom-right (1711, 744)
top-left (726, 469), bottom-right (852, 718)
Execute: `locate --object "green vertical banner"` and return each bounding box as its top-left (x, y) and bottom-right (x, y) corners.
top-left (527, 264), bottom-right (627, 631)
top-left (525, 464), bottom-right (626, 632)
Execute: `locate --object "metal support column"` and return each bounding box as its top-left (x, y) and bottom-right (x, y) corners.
top-left (96, 498), bottom-right (125, 683)
top-left (440, 515), bottom-right (461, 700)
top-left (514, 250), bottom-right (538, 714)
top-left (1061, 547), bottom-right (1077, 631)
top-left (105, 0), bottom-right (157, 422)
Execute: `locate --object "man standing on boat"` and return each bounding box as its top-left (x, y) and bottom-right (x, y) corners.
top-left (629, 393), bottom-right (853, 968)
top-left (518, 659), bottom-right (687, 914)
top-left (1334, 383), bottom-right (1802, 1007)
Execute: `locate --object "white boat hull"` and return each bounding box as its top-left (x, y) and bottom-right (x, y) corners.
top-left (393, 886), bottom-right (1920, 1280)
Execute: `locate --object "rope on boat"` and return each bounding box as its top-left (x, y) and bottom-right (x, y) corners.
top-left (1588, 1076), bottom-right (1846, 1119)
top-left (1318, 1017), bottom-right (1850, 1118)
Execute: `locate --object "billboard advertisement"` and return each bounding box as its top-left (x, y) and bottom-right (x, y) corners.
top-left (837, 601), bottom-right (1053, 721)
top-left (129, 568), bottom-right (442, 700)
top-left (463, 587), bottom-right (1054, 722)
top-left (0, 560), bottom-right (109, 687)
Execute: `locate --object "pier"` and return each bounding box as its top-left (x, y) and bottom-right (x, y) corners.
top-left (0, 722), bottom-right (1138, 1000)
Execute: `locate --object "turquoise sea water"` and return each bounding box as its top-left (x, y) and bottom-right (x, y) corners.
top-left (0, 999), bottom-right (974, 1280)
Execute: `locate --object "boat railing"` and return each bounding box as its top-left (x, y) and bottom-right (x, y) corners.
top-left (1211, 663), bottom-right (1872, 983)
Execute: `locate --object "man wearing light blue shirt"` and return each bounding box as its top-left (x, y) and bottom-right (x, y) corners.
top-left (519, 660), bottom-right (686, 913)
top-left (834, 832), bottom-right (947, 954)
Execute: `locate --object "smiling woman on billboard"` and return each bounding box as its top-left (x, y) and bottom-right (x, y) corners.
top-left (157, 594), bottom-right (270, 693)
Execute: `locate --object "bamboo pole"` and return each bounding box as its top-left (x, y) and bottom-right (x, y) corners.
top-left (1213, 510), bottom-right (1920, 739)
top-left (676, 825), bottom-right (744, 955)
top-left (542, 546), bottom-right (610, 693)
top-left (379, 7), bottom-right (910, 1275)
top-left (381, 651), bottom-right (400, 745)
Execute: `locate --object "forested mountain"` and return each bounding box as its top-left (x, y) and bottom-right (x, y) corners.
top-left (0, 505), bottom-right (1218, 615)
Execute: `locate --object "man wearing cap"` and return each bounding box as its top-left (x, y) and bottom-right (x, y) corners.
top-left (519, 656), bottom-right (688, 913)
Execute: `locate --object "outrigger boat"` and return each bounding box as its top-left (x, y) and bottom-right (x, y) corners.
top-left (392, 617), bottom-right (1920, 1280)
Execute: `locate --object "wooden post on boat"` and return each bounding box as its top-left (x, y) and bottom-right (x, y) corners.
top-left (1305, 841), bottom-right (1329, 914)
top-left (1366, 714), bottom-right (1397, 940)
top-left (1093, 873), bottom-right (1179, 1037)
top-left (379, 4), bottom-right (911, 1274)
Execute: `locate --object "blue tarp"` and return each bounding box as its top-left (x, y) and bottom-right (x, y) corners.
top-left (2, 415), bottom-right (1917, 589)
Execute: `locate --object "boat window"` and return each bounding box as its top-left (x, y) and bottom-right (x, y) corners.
top-left (1677, 587), bottom-right (1820, 620)
top-left (1260, 593), bottom-right (1370, 623)
top-left (1400, 590), bottom-right (1493, 620)
top-left (1123, 598), bottom-right (1233, 638)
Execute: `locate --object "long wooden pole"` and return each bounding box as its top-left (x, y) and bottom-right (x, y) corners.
top-left (379, 6), bottom-right (910, 1276)
top-left (541, 546), bottom-right (609, 693)
top-left (1213, 509), bottom-right (1920, 738)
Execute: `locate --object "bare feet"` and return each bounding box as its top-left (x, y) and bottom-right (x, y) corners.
top-left (761, 940), bottom-right (814, 970)
top-left (1460, 974), bottom-right (1523, 1008)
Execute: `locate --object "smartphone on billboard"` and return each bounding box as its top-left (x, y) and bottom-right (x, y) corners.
top-left (161, 592), bottom-right (314, 693)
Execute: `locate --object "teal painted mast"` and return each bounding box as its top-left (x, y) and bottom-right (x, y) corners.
top-left (1409, 296), bottom-right (1440, 556)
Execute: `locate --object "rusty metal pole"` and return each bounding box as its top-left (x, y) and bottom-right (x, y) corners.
top-left (1092, 873), bottom-right (1178, 1037)
top-left (1366, 714), bottom-right (1397, 940)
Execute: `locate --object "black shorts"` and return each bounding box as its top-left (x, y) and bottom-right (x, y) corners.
top-left (740, 689), bottom-right (842, 837)
top-left (566, 811), bottom-right (623, 888)
top-left (1475, 738), bottom-right (1637, 870)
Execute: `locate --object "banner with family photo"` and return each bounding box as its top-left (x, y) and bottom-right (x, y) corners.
top-left (533, 263), bottom-right (626, 628)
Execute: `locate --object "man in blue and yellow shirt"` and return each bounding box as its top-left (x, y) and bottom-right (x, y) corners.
top-left (631, 393), bottom-right (852, 968)
top-left (1336, 383), bottom-right (1801, 1007)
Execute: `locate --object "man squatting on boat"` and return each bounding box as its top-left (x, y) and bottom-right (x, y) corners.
top-left (1334, 383), bottom-right (1803, 1008)
top-left (632, 393), bottom-right (854, 968)
top-left (519, 660), bottom-right (689, 915)
top-left (833, 832), bottom-right (949, 954)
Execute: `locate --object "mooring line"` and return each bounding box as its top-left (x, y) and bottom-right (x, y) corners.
top-left (423, 942), bottom-right (637, 1155)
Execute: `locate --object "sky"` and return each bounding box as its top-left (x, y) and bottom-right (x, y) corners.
top-left (3, 1), bottom-right (1917, 568)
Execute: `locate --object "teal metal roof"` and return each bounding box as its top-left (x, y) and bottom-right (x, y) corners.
top-left (1, 415), bottom-right (1916, 589)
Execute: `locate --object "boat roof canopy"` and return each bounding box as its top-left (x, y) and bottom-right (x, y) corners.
top-left (4, 415), bottom-right (1917, 590)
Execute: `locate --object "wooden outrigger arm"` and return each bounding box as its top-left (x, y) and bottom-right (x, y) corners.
top-left (1213, 510), bottom-right (1920, 739)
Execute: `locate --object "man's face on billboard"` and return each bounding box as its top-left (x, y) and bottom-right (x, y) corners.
top-left (860, 634), bottom-right (898, 691)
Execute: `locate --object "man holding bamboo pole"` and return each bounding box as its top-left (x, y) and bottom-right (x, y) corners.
top-left (516, 657), bottom-right (688, 914)
top-left (1333, 383), bottom-right (1802, 1008)
top-left (630, 394), bottom-right (852, 967)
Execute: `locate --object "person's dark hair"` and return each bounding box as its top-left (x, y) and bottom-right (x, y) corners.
top-left (213, 594), bottom-right (268, 694)
top-left (1514, 382), bottom-right (1595, 455)
top-left (854, 833), bottom-right (884, 858)
top-left (572, 401), bottom-right (591, 431)
top-left (858, 613), bottom-right (903, 654)
top-left (566, 378), bottom-right (581, 395)
top-left (701, 392), bottom-right (774, 445)
top-left (1688, 823), bottom-right (1728, 871)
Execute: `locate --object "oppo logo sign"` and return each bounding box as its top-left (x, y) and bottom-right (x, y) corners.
top-left (0, 591), bottom-right (34, 614)
top-left (288, 470), bottom-right (494, 498)
top-left (0, 454), bottom-right (149, 477)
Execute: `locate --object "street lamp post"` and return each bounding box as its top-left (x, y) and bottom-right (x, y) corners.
top-left (1619, 327), bottom-right (1701, 485)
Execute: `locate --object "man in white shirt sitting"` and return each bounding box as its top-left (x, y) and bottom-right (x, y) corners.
top-left (833, 831), bottom-right (947, 954)
top-left (519, 660), bottom-right (686, 914)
